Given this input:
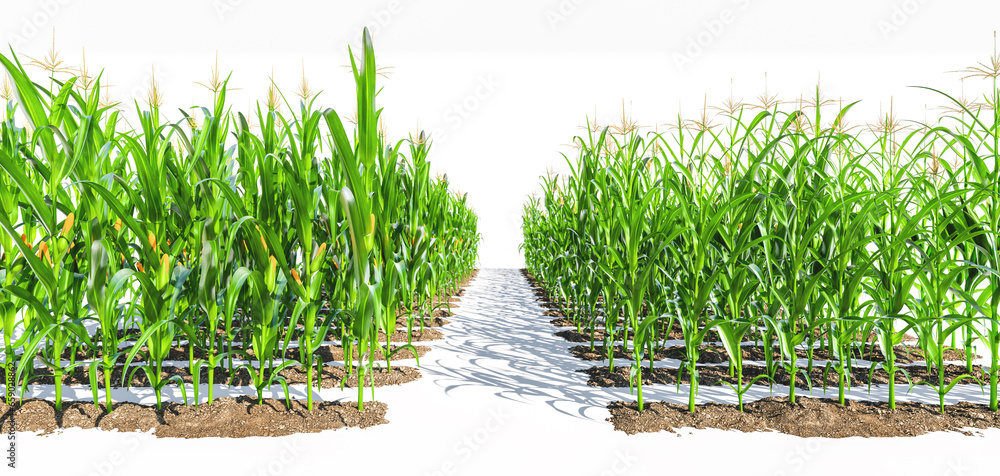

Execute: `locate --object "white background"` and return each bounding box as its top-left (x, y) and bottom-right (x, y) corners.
top-left (6, 4), bottom-right (1000, 473)
top-left (4, 0), bottom-right (1000, 268)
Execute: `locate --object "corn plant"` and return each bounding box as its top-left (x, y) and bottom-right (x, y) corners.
top-left (524, 42), bottom-right (1000, 414)
top-left (0, 28), bottom-right (478, 415)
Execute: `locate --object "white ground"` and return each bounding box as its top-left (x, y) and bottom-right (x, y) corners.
top-left (16, 268), bottom-right (1000, 475)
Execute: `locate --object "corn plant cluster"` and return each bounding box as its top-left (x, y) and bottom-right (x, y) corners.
top-left (0, 29), bottom-right (480, 414)
top-left (523, 69), bottom-right (1000, 414)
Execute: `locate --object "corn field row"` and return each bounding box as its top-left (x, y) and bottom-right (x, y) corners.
top-left (522, 73), bottom-right (1000, 414)
top-left (0, 30), bottom-right (480, 413)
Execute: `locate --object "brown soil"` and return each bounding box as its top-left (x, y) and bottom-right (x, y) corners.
top-left (76, 342), bottom-right (431, 364)
top-left (581, 365), bottom-right (693, 388)
top-left (280, 344), bottom-right (430, 362)
top-left (554, 319), bottom-right (723, 344)
top-left (557, 331), bottom-right (964, 366)
top-left (569, 344), bottom-right (727, 364)
top-left (607, 396), bottom-right (1000, 437)
top-left (397, 307), bottom-right (454, 319)
top-left (580, 363), bottom-right (992, 390)
top-left (282, 366), bottom-right (422, 388)
top-left (576, 342), bottom-right (975, 366)
top-left (378, 328), bottom-right (444, 342)
top-left (323, 326), bottom-right (446, 343)
top-left (646, 321), bottom-right (687, 340)
top-left (64, 345), bottom-right (207, 363)
top-left (521, 268), bottom-right (539, 282)
top-left (30, 365), bottom-right (422, 389)
top-left (554, 324), bottom-right (698, 344)
top-left (397, 316), bottom-right (451, 328)
top-left (400, 299), bottom-right (459, 313)
top-left (421, 298), bottom-right (460, 310)
top-left (556, 329), bottom-right (613, 343)
top-left (551, 317), bottom-right (680, 335)
top-left (801, 343), bottom-right (975, 364)
top-left (321, 326), bottom-right (444, 343)
top-left (0, 396), bottom-right (386, 438)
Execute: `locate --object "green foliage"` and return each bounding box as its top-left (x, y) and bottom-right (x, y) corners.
top-left (0, 28), bottom-right (479, 412)
top-left (524, 78), bottom-right (1000, 413)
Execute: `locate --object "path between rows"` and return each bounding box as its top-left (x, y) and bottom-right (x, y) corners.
top-left (26, 268), bottom-right (1000, 475)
